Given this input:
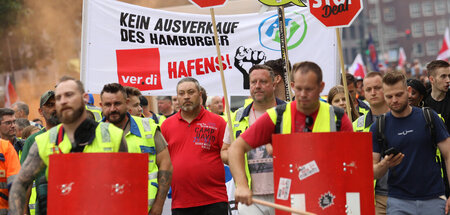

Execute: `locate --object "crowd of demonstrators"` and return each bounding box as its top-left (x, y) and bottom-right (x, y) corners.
top-left (0, 58), bottom-right (447, 215)
top-left (139, 95), bottom-right (166, 126)
top-left (32, 119), bottom-right (43, 127)
top-left (222, 64), bottom-right (285, 215)
top-left (11, 102), bottom-right (43, 129)
top-left (264, 58), bottom-right (290, 101)
top-left (15, 119), bottom-right (30, 139)
top-left (84, 94), bottom-right (103, 122)
top-left (171, 96), bottom-right (180, 112)
top-left (407, 78), bottom-right (427, 107)
top-left (327, 85), bottom-right (359, 121)
top-left (157, 96), bottom-right (177, 118)
top-left (206, 96), bottom-right (224, 116)
top-left (21, 126), bottom-right (39, 140)
top-left (139, 95), bottom-right (151, 118)
top-left (343, 73), bottom-right (371, 116)
top-left (125, 86), bottom-right (143, 117)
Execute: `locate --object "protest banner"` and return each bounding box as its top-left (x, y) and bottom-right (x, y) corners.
top-left (81, 0), bottom-right (337, 96)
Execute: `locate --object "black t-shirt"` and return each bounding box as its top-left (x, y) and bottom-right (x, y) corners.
top-left (425, 91), bottom-right (450, 132)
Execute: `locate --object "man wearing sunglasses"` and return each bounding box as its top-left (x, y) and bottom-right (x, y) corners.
top-left (228, 61), bottom-right (353, 206)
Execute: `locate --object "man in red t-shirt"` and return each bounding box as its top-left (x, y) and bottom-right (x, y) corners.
top-left (161, 77), bottom-right (228, 215)
top-left (228, 61), bottom-right (353, 206)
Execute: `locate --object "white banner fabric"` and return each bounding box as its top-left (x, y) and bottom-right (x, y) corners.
top-left (81, 0), bottom-right (337, 96)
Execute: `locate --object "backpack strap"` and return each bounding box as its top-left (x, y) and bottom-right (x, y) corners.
top-left (274, 103), bottom-right (287, 134)
top-left (333, 107), bottom-right (345, 131)
top-left (376, 114), bottom-right (387, 156)
top-left (422, 107), bottom-right (437, 148)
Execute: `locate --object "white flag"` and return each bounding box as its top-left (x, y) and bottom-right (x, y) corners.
top-left (348, 54), bottom-right (366, 79)
top-left (437, 28), bottom-right (450, 60)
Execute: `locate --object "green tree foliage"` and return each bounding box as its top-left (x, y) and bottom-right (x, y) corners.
top-left (0, 0), bottom-right (22, 32)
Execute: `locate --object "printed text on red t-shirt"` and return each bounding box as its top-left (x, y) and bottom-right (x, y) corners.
top-left (193, 122), bottom-right (217, 150)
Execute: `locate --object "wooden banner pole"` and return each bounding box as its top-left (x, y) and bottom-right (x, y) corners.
top-left (210, 8), bottom-right (235, 142)
top-left (336, 28), bottom-right (353, 121)
top-left (253, 198), bottom-right (317, 215)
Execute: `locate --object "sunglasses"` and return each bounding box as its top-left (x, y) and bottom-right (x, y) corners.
top-left (303, 116), bottom-right (313, 132)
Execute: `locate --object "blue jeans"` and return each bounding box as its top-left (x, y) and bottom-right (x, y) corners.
top-left (386, 196), bottom-right (445, 215)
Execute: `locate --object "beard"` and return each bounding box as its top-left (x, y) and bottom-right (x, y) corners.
top-left (105, 110), bottom-right (126, 125)
top-left (45, 111), bottom-right (60, 126)
top-left (181, 102), bottom-right (200, 112)
top-left (58, 99), bottom-right (85, 124)
top-left (390, 101), bottom-right (409, 114)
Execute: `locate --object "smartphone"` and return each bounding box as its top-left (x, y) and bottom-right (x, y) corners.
top-left (384, 147), bottom-right (400, 156)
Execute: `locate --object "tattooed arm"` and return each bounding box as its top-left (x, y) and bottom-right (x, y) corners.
top-left (9, 143), bottom-right (46, 215)
top-left (149, 129), bottom-right (172, 215)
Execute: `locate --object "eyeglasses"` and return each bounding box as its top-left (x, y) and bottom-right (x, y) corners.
top-left (1, 120), bottom-right (16, 126)
top-left (303, 116), bottom-right (313, 132)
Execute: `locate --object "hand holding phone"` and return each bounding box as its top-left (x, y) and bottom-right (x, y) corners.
top-left (384, 147), bottom-right (400, 156)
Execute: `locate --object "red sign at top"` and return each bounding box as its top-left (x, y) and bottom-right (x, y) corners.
top-left (189, 0), bottom-right (228, 8)
top-left (309, 0), bottom-right (363, 28)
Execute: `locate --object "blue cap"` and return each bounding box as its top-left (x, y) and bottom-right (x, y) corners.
top-left (88, 94), bottom-right (94, 105)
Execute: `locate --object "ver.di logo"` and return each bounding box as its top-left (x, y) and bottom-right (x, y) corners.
top-left (258, 12), bottom-right (307, 51)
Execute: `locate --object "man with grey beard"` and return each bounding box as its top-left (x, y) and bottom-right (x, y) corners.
top-left (161, 78), bottom-right (228, 214)
top-left (19, 90), bottom-right (60, 215)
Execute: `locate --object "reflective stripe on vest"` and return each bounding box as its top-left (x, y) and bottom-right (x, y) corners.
top-left (125, 116), bottom-right (159, 208)
top-left (36, 123), bottom-right (123, 178)
top-left (29, 181), bottom-right (37, 215)
top-left (352, 115), bottom-right (370, 132)
top-left (231, 107), bottom-right (253, 189)
top-left (85, 105), bottom-right (103, 122)
top-left (358, 106), bottom-right (370, 116)
top-left (267, 101), bottom-right (337, 134)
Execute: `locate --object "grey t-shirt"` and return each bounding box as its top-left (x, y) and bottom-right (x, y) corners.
top-left (224, 109), bottom-right (274, 195)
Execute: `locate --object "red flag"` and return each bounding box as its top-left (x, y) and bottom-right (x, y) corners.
top-left (437, 28), bottom-right (450, 61)
top-left (4, 75), bottom-right (18, 108)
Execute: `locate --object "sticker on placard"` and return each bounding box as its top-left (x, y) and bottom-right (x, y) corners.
top-left (319, 191), bottom-right (335, 209)
top-left (298, 160), bottom-right (319, 180)
top-left (276, 177), bottom-right (291, 200)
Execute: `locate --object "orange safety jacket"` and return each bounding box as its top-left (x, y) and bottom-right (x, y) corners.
top-left (0, 139), bottom-right (21, 214)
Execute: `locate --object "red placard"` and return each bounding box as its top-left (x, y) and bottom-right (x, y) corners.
top-left (272, 132), bottom-right (374, 215)
top-left (48, 153), bottom-right (148, 215)
top-left (189, 0), bottom-right (228, 8)
top-left (308, 0), bottom-right (363, 28)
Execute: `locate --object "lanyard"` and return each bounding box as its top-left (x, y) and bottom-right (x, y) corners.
top-left (55, 126), bottom-right (65, 154)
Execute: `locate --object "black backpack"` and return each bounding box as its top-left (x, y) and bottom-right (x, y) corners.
top-left (274, 103), bottom-right (345, 134)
